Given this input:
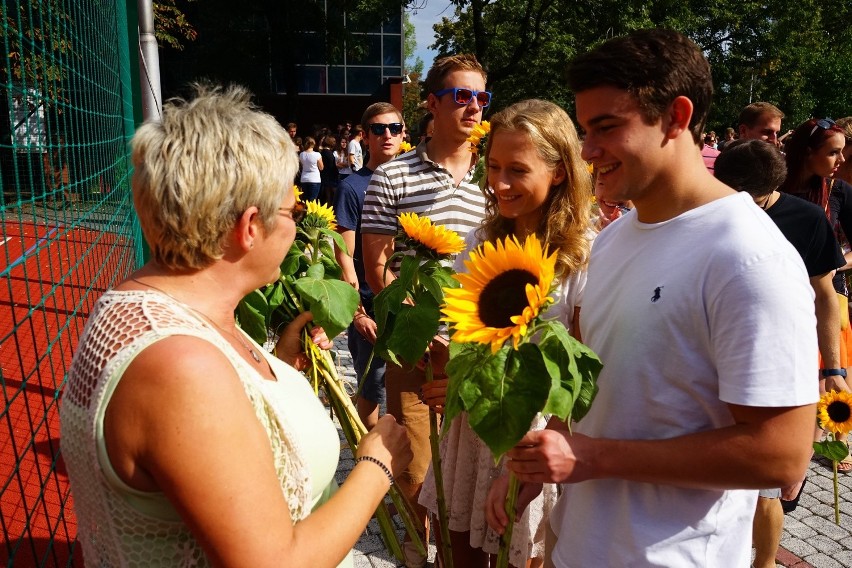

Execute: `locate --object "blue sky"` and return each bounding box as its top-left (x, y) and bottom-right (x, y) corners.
top-left (407, 0), bottom-right (455, 72)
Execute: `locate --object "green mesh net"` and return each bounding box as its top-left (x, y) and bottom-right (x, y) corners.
top-left (0, 1), bottom-right (142, 565)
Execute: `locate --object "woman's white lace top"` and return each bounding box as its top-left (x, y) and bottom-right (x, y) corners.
top-left (60, 290), bottom-right (340, 567)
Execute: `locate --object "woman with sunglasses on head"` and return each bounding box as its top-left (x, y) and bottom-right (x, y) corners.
top-left (780, 118), bottom-right (852, 470)
top-left (60, 84), bottom-right (412, 567)
top-left (419, 99), bottom-right (594, 568)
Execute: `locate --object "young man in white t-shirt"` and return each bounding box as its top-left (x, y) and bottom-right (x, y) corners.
top-left (485, 29), bottom-right (818, 567)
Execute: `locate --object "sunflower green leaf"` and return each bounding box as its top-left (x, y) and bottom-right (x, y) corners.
top-left (293, 275), bottom-right (360, 339)
top-left (237, 289), bottom-right (270, 344)
top-left (456, 343), bottom-right (551, 459)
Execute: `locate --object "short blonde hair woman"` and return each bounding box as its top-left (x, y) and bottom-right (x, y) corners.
top-left (61, 84), bottom-right (410, 567)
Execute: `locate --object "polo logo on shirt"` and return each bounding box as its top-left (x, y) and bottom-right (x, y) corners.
top-left (651, 286), bottom-right (664, 303)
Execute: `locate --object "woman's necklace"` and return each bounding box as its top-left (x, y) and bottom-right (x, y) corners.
top-left (130, 277), bottom-right (263, 363)
top-left (760, 191), bottom-right (776, 210)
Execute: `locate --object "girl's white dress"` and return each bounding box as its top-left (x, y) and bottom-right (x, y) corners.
top-left (419, 230), bottom-right (589, 567)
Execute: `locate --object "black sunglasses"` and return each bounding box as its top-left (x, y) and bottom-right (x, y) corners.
top-left (368, 122), bottom-right (404, 136)
top-left (433, 87), bottom-right (492, 108)
top-left (809, 118), bottom-right (836, 137)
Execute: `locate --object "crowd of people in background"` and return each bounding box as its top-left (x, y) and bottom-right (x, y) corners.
top-left (287, 119), bottom-right (422, 207)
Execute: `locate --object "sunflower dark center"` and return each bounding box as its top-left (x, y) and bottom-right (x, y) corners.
top-left (478, 269), bottom-right (538, 328)
top-left (827, 401), bottom-right (852, 423)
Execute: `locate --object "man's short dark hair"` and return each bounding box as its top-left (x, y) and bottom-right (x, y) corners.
top-left (424, 54), bottom-right (487, 95)
top-left (361, 102), bottom-right (402, 131)
top-left (715, 139), bottom-right (787, 197)
top-left (737, 103), bottom-right (784, 129)
top-left (566, 29), bottom-right (712, 146)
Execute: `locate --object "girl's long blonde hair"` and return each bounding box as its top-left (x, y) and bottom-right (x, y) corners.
top-left (479, 99), bottom-right (594, 276)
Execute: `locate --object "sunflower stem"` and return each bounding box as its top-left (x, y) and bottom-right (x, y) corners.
top-left (496, 472), bottom-right (520, 568)
top-left (425, 360), bottom-right (454, 568)
top-left (834, 458), bottom-right (840, 525)
top-left (302, 333), bottom-right (427, 558)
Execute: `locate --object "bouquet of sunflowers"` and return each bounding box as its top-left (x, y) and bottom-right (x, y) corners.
top-left (442, 233), bottom-right (602, 568)
top-left (236, 194), bottom-right (425, 562)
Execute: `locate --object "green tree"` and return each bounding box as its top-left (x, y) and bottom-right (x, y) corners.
top-left (402, 12), bottom-right (425, 130)
top-left (431, 0), bottom-right (852, 129)
top-left (154, 0), bottom-right (199, 50)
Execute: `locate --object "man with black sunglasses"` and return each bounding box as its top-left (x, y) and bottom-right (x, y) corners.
top-left (332, 102), bottom-right (405, 434)
top-left (361, 53), bottom-right (490, 568)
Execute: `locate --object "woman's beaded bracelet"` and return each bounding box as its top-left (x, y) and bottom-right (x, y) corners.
top-left (355, 455), bottom-right (394, 486)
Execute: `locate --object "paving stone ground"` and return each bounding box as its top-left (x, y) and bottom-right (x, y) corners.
top-left (328, 333), bottom-right (852, 567)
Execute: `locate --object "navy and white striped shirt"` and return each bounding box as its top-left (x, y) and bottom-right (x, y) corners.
top-left (361, 143), bottom-right (487, 274)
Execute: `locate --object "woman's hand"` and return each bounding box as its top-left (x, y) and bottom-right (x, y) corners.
top-left (356, 415), bottom-right (413, 480)
top-left (275, 311), bottom-right (333, 370)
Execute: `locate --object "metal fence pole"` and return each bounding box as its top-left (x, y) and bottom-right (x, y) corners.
top-left (137, 0), bottom-right (162, 121)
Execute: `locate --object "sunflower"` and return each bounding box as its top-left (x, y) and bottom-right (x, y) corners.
top-left (467, 121), bottom-right (490, 155)
top-left (397, 141), bottom-right (414, 155)
top-left (303, 200), bottom-right (337, 230)
top-left (293, 185), bottom-right (304, 202)
top-left (818, 390), bottom-right (852, 435)
top-left (443, 234), bottom-right (556, 353)
top-left (398, 212), bottom-right (465, 258)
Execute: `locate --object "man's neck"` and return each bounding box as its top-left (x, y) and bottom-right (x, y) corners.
top-left (633, 146), bottom-right (735, 223)
top-left (365, 157), bottom-right (387, 171)
top-left (425, 133), bottom-right (476, 181)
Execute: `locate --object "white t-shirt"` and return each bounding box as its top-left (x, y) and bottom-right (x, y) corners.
top-left (299, 150), bottom-right (322, 183)
top-left (348, 139), bottom-right (363, 171)
top-left (551, 192), bottom-right (818, 567)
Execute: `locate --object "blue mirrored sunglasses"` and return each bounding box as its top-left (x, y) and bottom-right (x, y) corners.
top-left (809, 118), bottom-right (836, 137)
top-left (433, 87), bottom-right (492, 108)
top-left (368, 122), bottom-right (404, 136)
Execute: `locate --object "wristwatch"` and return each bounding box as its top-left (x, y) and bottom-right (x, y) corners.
top-left (820, 368), bottom-right (847, 378)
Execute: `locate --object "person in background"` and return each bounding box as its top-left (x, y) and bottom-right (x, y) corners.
top-left (287, 122), bottom-right (298, 140)
top-left (715, 139), bottom-right (846, 568)
top-left (835, 117), bottom-right (852, 189)
top-left (60, 84), bottom-right (411, 567)
top-left (717, 126), bottom-right (736, 151)
top-left (418, 112), bottom-right (435, 144)
top-left (348, 125), bottom-right (365, 173)
top-left (337, 136), bottom-right (352, 180)
top-left (319, 135), bottom-right (339, 205)
top-left (701, 133), bottom-right (721, 173)
top-left (299, 136), bottom-right (324, 202)
top-left (738, 102), bottom-right (784, 146)
top-left (333, 102), bottom-right (405, 429)
top-left (486, 29), bottom-right (817, 567)
top-left (593, 170), bottom-right (632, 229)
top-left (419, 98), bottom-right (594, 568)
top-left (780, 119), bottom-right (852, 434)
top-left (361, 53), bottom-right (490, 568)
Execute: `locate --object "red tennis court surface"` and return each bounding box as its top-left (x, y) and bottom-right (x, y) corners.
top-left (1, 218), bottom-right (136, 566)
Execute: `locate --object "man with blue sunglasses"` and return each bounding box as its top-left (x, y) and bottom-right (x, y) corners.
top-left (361, 53), bottom-right (490, 568)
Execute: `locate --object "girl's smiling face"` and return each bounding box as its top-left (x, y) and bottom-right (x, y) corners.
top-left (487, 129), bottom-right (564, 236)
